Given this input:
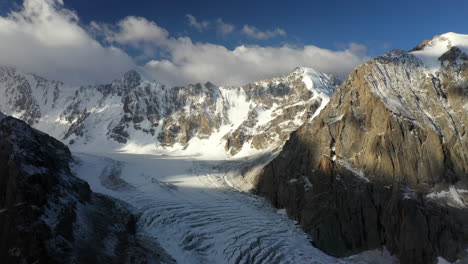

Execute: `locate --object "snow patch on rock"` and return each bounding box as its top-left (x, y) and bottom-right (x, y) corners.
top-left (427, 186), bottom-right (468, 208)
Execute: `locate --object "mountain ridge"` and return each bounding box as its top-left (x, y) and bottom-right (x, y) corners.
top-left (0, 64), bottom-right (337, 159)
top-left (255, 33), bottom-right (468, 264)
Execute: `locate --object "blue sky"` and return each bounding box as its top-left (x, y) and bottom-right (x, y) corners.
top-left (41, 0), bottom-right (468, 54)
top-left (0, 0), bottom-right (467, 86)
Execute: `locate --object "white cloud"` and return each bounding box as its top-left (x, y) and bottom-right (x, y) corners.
top-left (185, 16), bottom-right (233, 36)
top-left (0, 0), bottom-right (135, 85)
top-left (242, 25), bottom-right (287, 40)
top-left (91, 16), bottom-right (367, 87)
top-left (186, 14), bottom-right (210, 32)
top-left (112, 16), bottom-right (169, 45)
top-left (0, 0), bottom-right (370, 88)
top-left (90, 16), bottom-right (170, 60)
top-left (90, 16), bottom-right (169, 46)
top-left (215, 18), bottom-right (235, 35)
top-left (144, 40), bottom-right (369, 86)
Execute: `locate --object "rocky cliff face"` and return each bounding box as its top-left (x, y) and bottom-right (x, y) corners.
top-left (255, 33), bottom-right (468, 264)
top-left (0, 114), bottom-right (173, 263)
top-left (0, 66), bottom-right (337, 157)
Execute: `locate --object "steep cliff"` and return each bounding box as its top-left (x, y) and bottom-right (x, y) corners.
top-left (0, 114), bottom-right (173, 263)
top-left (256, 33), bottom-right (468, 264)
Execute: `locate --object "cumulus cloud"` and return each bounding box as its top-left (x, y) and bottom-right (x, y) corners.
top-left (1, 0), bottom-right (370, 88)
top-left (111, 16), bottom-right (169, 45)
top-left (215, 18), bottom-right (235, 35)
top-left (144, 40), bottom-right (369, 86)
top-left (186, 14), bottom-right (210, 32)
top-left (90, 16), bottom-right (170, 60)
top-left (242, 25), bottom-right (287, 40)
top-left (89, 17), bottom-right (368, 86)
top-left (0, 0), bottom-right (135, 85)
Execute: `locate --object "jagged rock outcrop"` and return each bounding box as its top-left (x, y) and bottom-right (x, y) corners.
top-left (0, 67), bottom-right (63, 126)
top-left (0, 114), bottom-right (174, 263)
top-left (256, 33), bottom-right (468, 264)
top-left (0, 66), bottom-right (336, 156)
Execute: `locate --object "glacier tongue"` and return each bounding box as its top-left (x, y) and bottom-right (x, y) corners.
top-left (72, 152), bottom-right (328, 263)
top-left (73, 152), bottom-right (395, 264)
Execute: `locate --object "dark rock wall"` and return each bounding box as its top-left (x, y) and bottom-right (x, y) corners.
top-left (0, 116), bottom-right (173, 264)
top-left (255, 49), bottom-right (468, 264)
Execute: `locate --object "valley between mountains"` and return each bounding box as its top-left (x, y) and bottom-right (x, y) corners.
top-left (2, 32), bottom-right (468, 264)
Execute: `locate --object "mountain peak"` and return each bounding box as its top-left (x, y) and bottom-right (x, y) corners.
top-left (409, 32), bottom-right (468, 73)
top-left (122, 69), bottom-right (142, 88)
top-left (290, 66), bottom-right (320, 75)
top-left (290, 66), bottom-right (336, 97)
top-left (410, 32), bottom-right (468, 51)
top-left (204, 81), bottom-right (217, 88)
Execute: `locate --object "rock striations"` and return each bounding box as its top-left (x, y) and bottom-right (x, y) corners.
top-left (255, 32), bottom-right (468, 264)
top-left (0, 114), bottom-right (173, 263)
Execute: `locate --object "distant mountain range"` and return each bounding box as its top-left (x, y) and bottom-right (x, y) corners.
top-left (0, 65), bottom-right (338, 158)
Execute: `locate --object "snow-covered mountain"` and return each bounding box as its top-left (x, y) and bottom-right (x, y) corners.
top-left (256, 32), bottom-right (468, 264)
top-left (6, 32), bottom-right (468, 264)
top-left (410, 32), bottom-right (468, 73)
top-left (0, 66), bottom-right (338, 158)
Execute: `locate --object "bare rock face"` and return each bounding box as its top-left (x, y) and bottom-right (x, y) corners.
top-left (0, 115), bottom-right (173, 264)
top-left (156, 83), bottom-right (225, 146)
top-left (0, 67), bottom-right (60, 125)
top-left (256, 41), bottom-right (468, 263)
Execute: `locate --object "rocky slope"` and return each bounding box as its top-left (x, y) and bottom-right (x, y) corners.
top-left (0, 66), bottom-right (337, 157)
top-left (0, 113), bottom-right (173, 263)
top-left (256, 32), bottom-right (468, 264)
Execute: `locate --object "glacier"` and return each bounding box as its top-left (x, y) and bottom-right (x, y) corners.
top-left (72, 151), bottom-right (398, 264)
